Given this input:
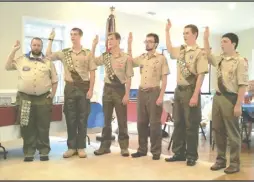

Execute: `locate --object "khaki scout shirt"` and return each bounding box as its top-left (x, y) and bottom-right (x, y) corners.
top-left (93, 52), bottom-right (134, 84)
top-left (177, 45), bottom-right (208, 86)
top-left (6, 53), bottom-right (58, 96)
top-left (132, 52), bottom-right (170, 88)
top-left (208, 52), bottom-right (249, 94)
top-left (49, 47), bottom-right (97, 82)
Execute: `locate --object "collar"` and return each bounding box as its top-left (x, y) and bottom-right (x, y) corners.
top-left (69, 46), bottom-right (86, 52)
top-left (144, 51), bottom-right (159, 59)
top-left (184, 44), bottom-right (199, 51)
top-left (221, 52), bottom-right (240, 61)
top-left (110, 51), bottom-right (125, 58)
top-left (25, 52), bottom-right (45, 62)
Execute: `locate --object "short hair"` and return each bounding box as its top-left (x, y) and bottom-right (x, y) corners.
top-left (108, 32), bottom-right (121, 41)
top-left (222, 33), bottom-right (239, 49)
top-left (146, 33), bottom-right (159, 44)
top-left (184, 24), bottom-right (199, 39)
top-left (71, 28), bottom-right (83, 36)
top-left (31, 37), bottom-right (43, 46)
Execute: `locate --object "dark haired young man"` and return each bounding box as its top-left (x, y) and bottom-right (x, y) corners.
top-left (204, 27), bottom-right (248, 174)
top-left (128, 32), bottom-right (170, 160)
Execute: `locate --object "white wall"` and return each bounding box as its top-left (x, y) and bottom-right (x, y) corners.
top-left (0, 2), bottom-right (220, 92)
top-left (236, 28), bottom-right (254, 80)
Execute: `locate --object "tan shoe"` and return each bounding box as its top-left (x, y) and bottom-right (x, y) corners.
top-left (78, 149), bottom-right (87, 158)
top-left (63, 149), bottom-right (76, 158)
top-left (121, 149), bottom-right (130, 157)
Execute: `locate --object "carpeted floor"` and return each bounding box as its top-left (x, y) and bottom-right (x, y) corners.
top-left (0, 136), bottom-right (224, 180)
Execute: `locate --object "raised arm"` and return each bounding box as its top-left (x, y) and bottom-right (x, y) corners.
top-left (5, 40), bottom-right (21, 71)
top-left (127, 32), bottom-right (142, 67)
top-left (91, 35), bottom-right (104, 66)
top-left (203, 27), bottom-right (217, 67)
top-left (46, 29), bottom-right (63, 61)
top-left (165, 19), bottom-right (180, 60)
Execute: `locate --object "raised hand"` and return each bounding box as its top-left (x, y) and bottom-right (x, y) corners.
top-left (13, 40), bottom-right (21, 52)
top-left (93, 35), bottom-right (99, 47)
top-left (165, 19), bottom-right (172, 31)
top-left (204, 26), bottom-right (209, 39)
top-left (49, 28), bottom-right (55, 40)
top-left (128, 32), bottom-right (133, 44)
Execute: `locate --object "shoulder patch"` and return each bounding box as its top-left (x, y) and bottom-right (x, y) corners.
top-left (180, 45), bottom-right (186, 51)
top-left (140, 53), bottom-right (146, 58)
top-left (62, 48), bottom-right (70, 52)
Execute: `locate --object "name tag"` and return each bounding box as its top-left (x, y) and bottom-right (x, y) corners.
top-left (22, 66), bottom-right (31, 71)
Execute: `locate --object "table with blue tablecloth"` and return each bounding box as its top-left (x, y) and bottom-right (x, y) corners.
top-left (242, 103), bottom-right (254, 116)
top-left (87, 102), bottom-right (104, 128)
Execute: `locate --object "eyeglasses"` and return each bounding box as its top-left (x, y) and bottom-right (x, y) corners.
top-left (144, 40), bottom-right (155, 44)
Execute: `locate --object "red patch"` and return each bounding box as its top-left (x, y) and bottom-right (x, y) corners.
top-left (113, 63), bottom-right (124, 69)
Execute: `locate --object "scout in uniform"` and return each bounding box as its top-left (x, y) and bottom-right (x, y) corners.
top-left (164, 20), bottom-right (208, 166)
top-left (204, 27), bottom-right (248, 174)
top-left (91, 32), bottom-right (133, 157)
top-left (46, 28), bottom-right (97, 158)
top-left (5, 38), bottom-right (58, 162)
top-left (128, 32), bottom-right (170, 160)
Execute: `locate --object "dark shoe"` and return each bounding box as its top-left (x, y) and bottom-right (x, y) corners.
top-left (210, 163), bottom-right (226, 171)
top-left (152, 155), bottom-right (160, 160)
top-left (224, 166), bottom-right (240, 174)
top-left (94, 148), bottom-right (111, 156)
top-left (165, 155), bottom-right (186, 162)
top-left (131, 152), bottom-right (147, 158)
top-left (187, 159), bottom-right (196, 166)
top-left (40, 156), bottom-right (49, 161)
top-left (24, 156), bottom-right (34, 162)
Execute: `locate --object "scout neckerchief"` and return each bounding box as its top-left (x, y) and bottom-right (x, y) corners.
top-left (177, 45), bottom-right (196, 84)
top-left (103, 50), bottom-right (122, 84)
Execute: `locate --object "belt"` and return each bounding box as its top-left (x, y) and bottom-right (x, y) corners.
top-left (105, 83), bottom-right (125, 89)
top-left (216, 91), bottom-right (237, 96)
top-left (139, 86), bottom-right (160, 92)
top-left (177, 85), bottom-right (195, 91)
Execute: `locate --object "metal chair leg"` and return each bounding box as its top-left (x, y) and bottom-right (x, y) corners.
top-left (0, 143), bottom-right (7, 159)
top-left (168, 137), bottom-right (173, 150)
top-left (86, 135), bottom-right (90, 145)
top-left (200, 123), bottom-right (207, 140)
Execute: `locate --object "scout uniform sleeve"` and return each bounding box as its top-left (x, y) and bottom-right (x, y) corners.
top-left (132, 55), bottom-right (143, 67)
top-left (49, 62), bottom-right (59, 84)
top-left (126, 56), bottom-right (134, 78)
top-left (88, 51), bottom-right (97, 71)
top-left (93, 55), bottom-right (104, 66)
top-left (6, 55), bottom-right (23, 70)
top-left (161, 55), bottom-right (170, 75)
top-left (207, 53), bottom-right (219, 67)
top-left (196, 50), bottom-right (209, 74)
top-left (237, 58), bottom-right (249, 86)
top-left (49, 51), bottom-right (64, 61)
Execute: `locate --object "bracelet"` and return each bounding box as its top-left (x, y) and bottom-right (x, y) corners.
top-left (48, 38), bottom-right (54, 41)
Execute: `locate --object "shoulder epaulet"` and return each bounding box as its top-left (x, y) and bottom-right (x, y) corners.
top-left (180, 45), bottom-right (186, 51)
top-left (62, 48), bottom-right (70, 52)
top-left (140, 53), bottom-right (146, 57)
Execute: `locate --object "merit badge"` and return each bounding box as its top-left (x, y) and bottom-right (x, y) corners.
top-left (22, 66), bottom-right (31, 71)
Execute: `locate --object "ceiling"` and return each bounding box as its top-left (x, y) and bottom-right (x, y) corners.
top-left (89, 2), bottom-right (254, 34)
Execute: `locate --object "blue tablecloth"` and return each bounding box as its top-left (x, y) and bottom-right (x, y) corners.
top-left (242, 103), bottom-right (254, 113)
top-left (87, 102), bottom-right (104, 128)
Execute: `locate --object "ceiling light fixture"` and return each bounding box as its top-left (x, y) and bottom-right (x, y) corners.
top-left (147, 11), bottom-right (156, 16)
top-left (228, 2), bottom-right (236, 10)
